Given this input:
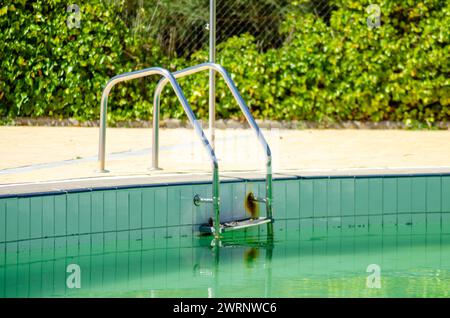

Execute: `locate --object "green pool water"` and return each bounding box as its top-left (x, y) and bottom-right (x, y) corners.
top-left (1, 224), bottom-right (450, 298)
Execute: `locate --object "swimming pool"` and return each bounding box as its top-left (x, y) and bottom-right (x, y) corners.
top-left (1, 174), bottom-right (450, 297)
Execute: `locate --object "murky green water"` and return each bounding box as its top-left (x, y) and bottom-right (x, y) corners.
top-left (1, 223), bottom-right (450, 298)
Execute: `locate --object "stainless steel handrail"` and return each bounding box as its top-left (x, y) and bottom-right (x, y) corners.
top-left (152, 62), bottom-right (273, 219)
top-left (98, 66), bottom-right (221, 237)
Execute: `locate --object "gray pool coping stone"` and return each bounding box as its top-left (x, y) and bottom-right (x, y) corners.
top-left (1, 167), bottom-right (450, 199)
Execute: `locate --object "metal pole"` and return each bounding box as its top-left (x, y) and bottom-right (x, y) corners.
top-left (213, 165), bottom-right (220, 239)
top-left (98, 95), bottom-right (109, 173)
top-left (209, 0), bottom-right (216, 150)
top-left (151, 91), bottom-right (161, 170)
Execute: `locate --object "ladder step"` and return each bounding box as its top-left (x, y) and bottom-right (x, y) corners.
top-left (200, 217), bottom-right (273, 234)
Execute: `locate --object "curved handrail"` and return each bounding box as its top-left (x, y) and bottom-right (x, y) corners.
top-left (152, 62), bottom-right (273, 218)
top-left (98, 67), bottom-right (220, 237)
top-left (98, 66), bottom-right (217, 171)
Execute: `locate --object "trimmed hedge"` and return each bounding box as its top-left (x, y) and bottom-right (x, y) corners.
top-left (1, 0), bottom-right (449, 126)
top-left (0, 0), bottom-right (168, 123)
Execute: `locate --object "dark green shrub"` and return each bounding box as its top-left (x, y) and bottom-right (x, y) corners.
top-left (276, 0), bottom-right (450, 124)
top-left (0, 0), bottom-right (449, 126)
top-left (160, 0), bottom-right (449, 125)
top-left (165, 0), bottom-right (450, 125)
top-left (0, 0), bottom-right (167, 122)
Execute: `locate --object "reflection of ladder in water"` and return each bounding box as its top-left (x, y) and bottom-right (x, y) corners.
top-left (97, 63), bottom-right (273, 239)
top-left (196, 234), bottom-right (274, 297)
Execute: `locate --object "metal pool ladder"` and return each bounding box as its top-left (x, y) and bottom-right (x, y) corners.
top-left (152, 63), bottom-right (273, 237)
top-left (98, 64), bottom-right (273, 239)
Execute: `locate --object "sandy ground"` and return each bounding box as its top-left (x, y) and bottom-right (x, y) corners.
top-left (0, 126), bottom-right (449, 184)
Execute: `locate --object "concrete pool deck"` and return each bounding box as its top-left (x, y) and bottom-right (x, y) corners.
top-left (1, 126), bottom-right (449, 195)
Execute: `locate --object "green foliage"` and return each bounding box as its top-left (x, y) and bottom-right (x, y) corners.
top-left (0, 0), bottom-right (167, 122)
top-left (161, 0), bottom-right (449, 125)
top-left (0, 0), bottom-right (449, 125)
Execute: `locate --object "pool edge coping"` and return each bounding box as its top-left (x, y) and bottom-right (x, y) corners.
top-left (1, 168), bottom-right (450, 199)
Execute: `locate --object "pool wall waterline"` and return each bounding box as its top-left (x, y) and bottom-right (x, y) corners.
top-left (1, 174), bottom-right (450, 245)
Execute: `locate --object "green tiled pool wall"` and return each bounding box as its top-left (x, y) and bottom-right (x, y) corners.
top-left (1, 175), bottom-right (450, 246)
top-left (1, 175), bottom-right (450, 297)
top-left (274, 176), bottom-right (450, 239)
